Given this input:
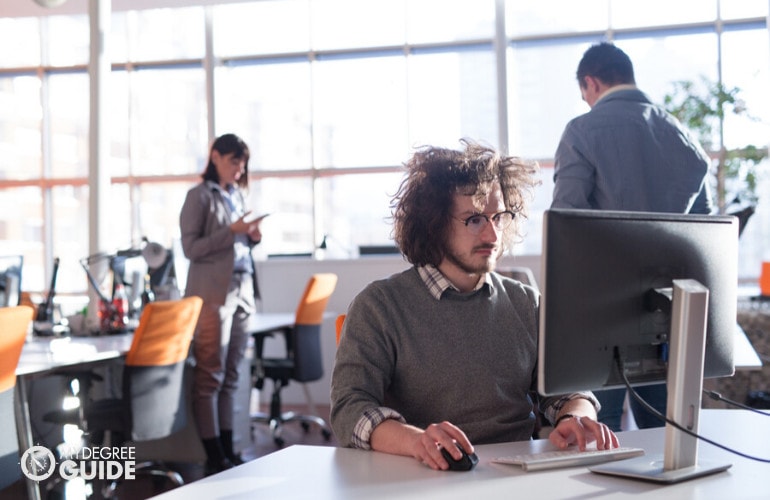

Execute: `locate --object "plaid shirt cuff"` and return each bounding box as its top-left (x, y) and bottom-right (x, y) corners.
top-left (543, 392), bottom-right (601, 425)
top-left (351, 407), bottom-right (406, 450)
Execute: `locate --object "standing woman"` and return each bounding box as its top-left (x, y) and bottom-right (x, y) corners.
top-left (180, 133), bottom-right (262, 473)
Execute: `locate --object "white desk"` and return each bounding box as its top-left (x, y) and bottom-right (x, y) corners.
top-left (15, 333), bottom-right (135, 500)
top-left (248, 312), bottom-right (295, 336)
top-left (17, 333), bottom-right (135, 377)
top-left (152, 410), bottom-right (768, 500)
top-left (734, 323), bottom-right (762, 370)
top-left (13, 312), bottom-right (297, 500)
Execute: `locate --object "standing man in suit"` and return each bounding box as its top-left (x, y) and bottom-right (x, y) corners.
top-left (180, 133), bottom-right (263, 473)
top-left (552, 42), bottom-right (714, 430)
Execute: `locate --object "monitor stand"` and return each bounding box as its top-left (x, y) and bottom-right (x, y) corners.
top-left (590, 279), bottom-right (732, 484)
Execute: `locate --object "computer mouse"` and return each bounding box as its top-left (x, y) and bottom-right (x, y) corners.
top-left (440, 443), bottom-right (479, 471)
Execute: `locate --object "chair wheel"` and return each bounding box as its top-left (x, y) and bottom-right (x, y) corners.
top-left (274, 436), bottom-right (285, 447)
top-left (300, 422), bottom-right (310, 433)
top-left (322, 429), bottom-right (332, 441)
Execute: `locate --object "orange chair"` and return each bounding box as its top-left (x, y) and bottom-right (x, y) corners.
top-left (45, 297), bottom-right (202, 493)
top-left (0, 306), bottom-right (34, 492)
top-left (335, 314), bottom-right (346, 346)
top-left (251, 274), bottom-right (338, 447)
top-left (760, 261), bottom-right (770, 297)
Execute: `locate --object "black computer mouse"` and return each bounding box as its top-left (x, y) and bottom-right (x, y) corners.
top-left (440, 443), bottom-right (479, 471)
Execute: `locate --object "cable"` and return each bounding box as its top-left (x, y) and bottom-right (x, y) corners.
top-left (614, 352), bottom-right (770, 463)
top-left (703, 390), bottom-right (770, 416)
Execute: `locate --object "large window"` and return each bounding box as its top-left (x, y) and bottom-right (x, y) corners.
top-left (0, 0), bottom-right (767, 293)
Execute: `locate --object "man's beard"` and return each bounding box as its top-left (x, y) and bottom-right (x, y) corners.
top-left (444, 244), bottom-right (500, 274)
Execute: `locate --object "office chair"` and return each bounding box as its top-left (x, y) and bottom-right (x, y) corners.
top-left (0, 306), bottom-right (33, 493)
top-left (45, 296), bottom-right (202, 496)
top-left (497, 266), bottom-right (538, 290)
top-left (335, 314), bottom-right (346, 346)
top-left (251, 273), bottom-right (338, 447)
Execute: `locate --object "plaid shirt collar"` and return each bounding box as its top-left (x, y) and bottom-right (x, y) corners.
top-left (417, 264), bottom-right (490, 300)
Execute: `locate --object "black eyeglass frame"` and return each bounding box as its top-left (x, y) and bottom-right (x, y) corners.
top-left (452, 210), bottom-right (516, 234)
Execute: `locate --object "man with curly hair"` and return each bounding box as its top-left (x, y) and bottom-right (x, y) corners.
top-left (330, 139), bottom-right (618, 471)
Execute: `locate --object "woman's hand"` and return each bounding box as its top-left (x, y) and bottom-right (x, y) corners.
top-left (247, 223), bottom-right (262, 243)
top-left (230, 212), bottom-right (253, 234)
top-left (231, 211), bottom-right (263, 241)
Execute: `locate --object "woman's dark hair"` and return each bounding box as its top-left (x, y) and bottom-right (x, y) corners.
top-left (577, 42), bottom-right (635, 88)
top-left (391, 139), bottom-right (539, 267)
top-left (201, 133), bottom-right (250, 188)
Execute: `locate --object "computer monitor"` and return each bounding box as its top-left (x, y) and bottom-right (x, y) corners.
top-left (0, 255), bottom-right (23, 307)
top-left (357, 244), bottom-right (402, 256)
top-left (538, 209), bottom-right (738, 483)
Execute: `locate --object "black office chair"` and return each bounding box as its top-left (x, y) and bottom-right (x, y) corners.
top-left (0, 306), bottom-right (34, 494)
top-left (251, 273), bottom-right (338, 447)
top-left (44, 297), bottom-right (202, 497)
top-left (497, 266), bottom-right (538, 290)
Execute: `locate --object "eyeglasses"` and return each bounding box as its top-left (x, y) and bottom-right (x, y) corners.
top-left (453, 210), bottom-right (515, 235)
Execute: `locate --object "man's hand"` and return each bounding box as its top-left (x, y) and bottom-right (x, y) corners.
top-left (548, 415), bottom-right (619, 451)
top-left (371, 419), bottom-right (474, 471)
top-left (410, 421), bottom-right (475, 471)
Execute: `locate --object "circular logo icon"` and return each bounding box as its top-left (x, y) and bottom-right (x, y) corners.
top-left (20, 445), bottom-right (56, 482)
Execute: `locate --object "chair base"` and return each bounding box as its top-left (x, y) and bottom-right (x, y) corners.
top-left (251, 410), bottom-right (332, 448)
top-left (43, 458), bottom-right (184, 499)
top-left (103, 461), bottom-right (184, 497)
top-left (253, 377), bottom-right (333, 447)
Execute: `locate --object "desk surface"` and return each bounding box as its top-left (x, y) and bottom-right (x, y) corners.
top-left (17, 333), bottom-right (135, 376)
top-left (16, 312), bottom-right (296, 377)
top-left (13, 312), bottom-right (295, 500)
top-left (733, 323), bottom-right (762, 370)
top-left (248, 312), bottom-right (296, 334)
top-left (152, 410), bottom-right (768, 500)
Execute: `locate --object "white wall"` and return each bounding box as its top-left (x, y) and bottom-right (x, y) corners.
top-left (254, 253), bottom-right (541, 407)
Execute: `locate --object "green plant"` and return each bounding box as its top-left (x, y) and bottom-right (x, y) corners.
top-left (663, 77), bottom-right (768, 213)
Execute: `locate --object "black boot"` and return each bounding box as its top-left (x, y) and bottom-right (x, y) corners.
top-left (202, 437), bottom-right (234, 475)
top-left (220, 429), bottom-right (244, 465)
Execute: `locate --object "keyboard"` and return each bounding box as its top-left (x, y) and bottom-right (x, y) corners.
top-left (492, 446), bottom-right (645, 472)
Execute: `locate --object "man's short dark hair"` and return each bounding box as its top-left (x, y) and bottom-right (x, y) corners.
top-left (577, 42), bottom-right (635, 88)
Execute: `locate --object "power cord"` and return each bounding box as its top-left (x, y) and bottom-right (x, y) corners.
top-left (614, 351), bottom-right (770, 463)
top-left (703, 389), bottom-right (770, 416)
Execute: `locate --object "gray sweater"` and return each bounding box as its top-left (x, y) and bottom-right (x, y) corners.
top-left (330, 267), bottom-right (570, 447)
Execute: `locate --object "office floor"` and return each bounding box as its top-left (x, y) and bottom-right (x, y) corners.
top-left (0, 404), bottom-right (337, 500)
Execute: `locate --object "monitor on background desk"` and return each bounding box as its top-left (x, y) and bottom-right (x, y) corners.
top-left (539, 209), bottom-right (738, 483)
top-left (0, 255), bottom-right (23, 307)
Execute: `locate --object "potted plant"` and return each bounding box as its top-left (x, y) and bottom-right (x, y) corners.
top-left (663, 77), bottom-right (768, 222)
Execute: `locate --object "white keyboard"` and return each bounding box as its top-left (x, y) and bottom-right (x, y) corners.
top-left (492, 446), bottom-right (645, 472)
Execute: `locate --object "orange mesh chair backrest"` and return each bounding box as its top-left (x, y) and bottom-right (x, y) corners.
top-left (335, 314), bottom-right (346, 346)
top-left (0, 305), bottom-right (33, 392)
top-left (295, 274), bottom-right (338, 326)
top-left (125, 296), bottom-right (203, 367)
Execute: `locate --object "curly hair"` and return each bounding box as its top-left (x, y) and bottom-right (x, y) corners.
top-left (391, 139), bottom-right (540, 267)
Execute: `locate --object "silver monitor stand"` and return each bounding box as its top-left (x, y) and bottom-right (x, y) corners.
top-left (590, 279), bottom-right (732, 483)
